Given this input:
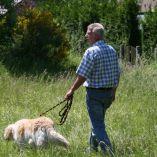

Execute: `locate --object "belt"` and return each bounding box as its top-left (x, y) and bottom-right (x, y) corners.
top-left (86, 87), bottom-right (113, 91)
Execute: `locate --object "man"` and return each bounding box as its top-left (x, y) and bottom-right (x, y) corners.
top-left (65, 23), bottom-right (120, 154)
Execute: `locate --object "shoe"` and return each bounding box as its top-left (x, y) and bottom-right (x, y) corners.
top-left (85, 146), bottom-right (98, 154)
top-left (99, 141), bottom-right (114, 157)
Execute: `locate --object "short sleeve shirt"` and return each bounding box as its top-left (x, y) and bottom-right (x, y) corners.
top-left (76, 40), bottom-right (120, 88)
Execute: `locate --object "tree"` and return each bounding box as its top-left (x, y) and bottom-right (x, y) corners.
top-left (0, 0), bottom-right (17, 43)
top-left (142, 9), bottom-right (157, 57)
top-left (119, 0), bottom-right (141, 47)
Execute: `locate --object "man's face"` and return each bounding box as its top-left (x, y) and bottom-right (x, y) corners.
top-left (85, 28), bottom-right (95, 45)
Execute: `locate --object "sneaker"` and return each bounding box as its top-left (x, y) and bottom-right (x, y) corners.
top-left (99, 141), bottom-right (114, 157)
top-left (85, 146), bottom-right (98, 154)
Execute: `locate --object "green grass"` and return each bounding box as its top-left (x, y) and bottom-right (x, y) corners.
top-left (0, 61), bottom-right (157, 157)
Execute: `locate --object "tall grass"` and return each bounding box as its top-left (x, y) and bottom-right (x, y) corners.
top-left (0, 62), bottom-right (157, 157)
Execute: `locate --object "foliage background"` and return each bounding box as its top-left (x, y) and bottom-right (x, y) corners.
top-left (0, 0), bottom-right (157, 68)
top-left (0, 0), bottom-right (157, 156)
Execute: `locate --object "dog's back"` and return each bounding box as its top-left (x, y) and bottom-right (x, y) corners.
top-left (4, 117), bottom-right (69, 148)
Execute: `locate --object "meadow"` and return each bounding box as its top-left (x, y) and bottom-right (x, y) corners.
top-left (0, 60), bottom-right (157, 157)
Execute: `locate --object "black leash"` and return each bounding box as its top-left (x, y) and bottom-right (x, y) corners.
top-left (58, 97), bottom-right (73, 125)
top-left (39, 97), bottom-right (73, 125)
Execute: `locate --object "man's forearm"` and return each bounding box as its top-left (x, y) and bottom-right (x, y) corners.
top-left (65, 75), bottom-right (86, 100)
top-left (70, 75), bottom-right (86, 92)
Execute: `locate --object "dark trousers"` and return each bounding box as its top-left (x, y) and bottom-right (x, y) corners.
top-left (86, 88), bottom-right (113, 153)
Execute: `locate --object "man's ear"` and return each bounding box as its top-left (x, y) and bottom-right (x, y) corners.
top-left (4, 125), bottom-right (13, 140)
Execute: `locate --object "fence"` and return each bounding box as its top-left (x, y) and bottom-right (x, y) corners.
top-left (119, 45), bottom-right (141, 65)
top-left (119, 44), bottom-right (157, 64)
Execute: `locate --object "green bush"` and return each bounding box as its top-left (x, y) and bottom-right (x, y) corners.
top-left (0, 0), bottom-right (17, 44)
top-left (0, 17), bottom-right (7, 44)
top-left (38, 0), bottom-right (104, 53)
top-left (142, 9), bottom-right (157, 58)
top-left (38, 0), bottom-right (141, 53)
top-left (0, 13), bottom-right (16, 45)
top-left (14, 8), bottom-right (70, 61)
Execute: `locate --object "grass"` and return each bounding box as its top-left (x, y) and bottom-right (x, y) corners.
top-left (0, 60), bottom-right (157, 157)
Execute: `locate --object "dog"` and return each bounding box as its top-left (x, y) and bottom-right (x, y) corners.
top-left (4, 116), bottom-right (69, 148)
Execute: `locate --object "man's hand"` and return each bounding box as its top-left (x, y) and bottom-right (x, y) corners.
top-left (65, 89), bottom-right (74, 100)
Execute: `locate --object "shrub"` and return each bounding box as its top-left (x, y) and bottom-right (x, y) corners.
top-left (0, 17), bottom-right (7, 44)
top-left (14, 8), bottom-right (70, 61)
top-left (142, 9), bottom-right (157, 58)
top-left (38, 0), bottom-right (141, 54)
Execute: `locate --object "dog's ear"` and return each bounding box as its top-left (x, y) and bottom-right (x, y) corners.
top-left (4, 125), bottom-right (13, 140)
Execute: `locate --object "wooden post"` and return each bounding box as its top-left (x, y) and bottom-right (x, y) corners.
top-left (120, 44), bottom-right (125, 60)
top-left (154, 45), bottom-right (157, 61)
top-left (136, 46), bottom-right (141, 65)
top-left (124, 46), bottom-right (131, 62)
top-left (131, 46), bottom-right (136, 65)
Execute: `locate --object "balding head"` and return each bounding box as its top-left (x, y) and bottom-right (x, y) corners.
top-left (87, 23), bottom-right (104, 39)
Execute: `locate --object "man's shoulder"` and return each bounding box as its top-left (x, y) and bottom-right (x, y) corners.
top-left (84, 47), bottom-right (98, 59)
top-left (87, 44), bottom-right (116, 53)
top-left (107, 45), bottom-right (115, 51)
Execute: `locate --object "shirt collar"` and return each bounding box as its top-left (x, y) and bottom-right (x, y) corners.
top-left (92, 40), bottom-right (105, 46)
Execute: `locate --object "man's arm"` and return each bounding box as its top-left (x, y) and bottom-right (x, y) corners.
top-left (65, 75), bottom-right (86, 100)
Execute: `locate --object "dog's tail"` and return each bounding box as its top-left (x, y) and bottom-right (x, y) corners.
top-left (48, 128), bottom-right (69, 148)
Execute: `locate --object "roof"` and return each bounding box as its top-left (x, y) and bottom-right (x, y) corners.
top-left (138, 0), bottom-right (157, 12)
top-left (117, 0), bottom-right (157, 12)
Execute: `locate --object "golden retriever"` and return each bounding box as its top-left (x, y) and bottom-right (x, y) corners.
top-left (4, 116), bottom-right (69, 148)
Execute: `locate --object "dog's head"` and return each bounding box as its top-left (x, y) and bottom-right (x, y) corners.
top-left (4, 124), bottom-right (14, 140)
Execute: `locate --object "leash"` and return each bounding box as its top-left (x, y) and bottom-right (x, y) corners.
top-left (39, 97), bottom-right (73, 125)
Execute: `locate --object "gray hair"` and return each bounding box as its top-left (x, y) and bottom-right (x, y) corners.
top-left (88, 23), bottom-right (104, 39)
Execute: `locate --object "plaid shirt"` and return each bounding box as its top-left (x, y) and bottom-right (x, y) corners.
top-left (76, 40), bottom-right (120, 88)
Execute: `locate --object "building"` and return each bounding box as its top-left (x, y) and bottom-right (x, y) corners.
top-left (0, 0), bottom-right (35, 15)
top-left (117, 0), bottom-right (157, 12)
top-left (138, 0), bottom-right (157, 12)
top-left (0, 6), bottom-right (7, 15)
